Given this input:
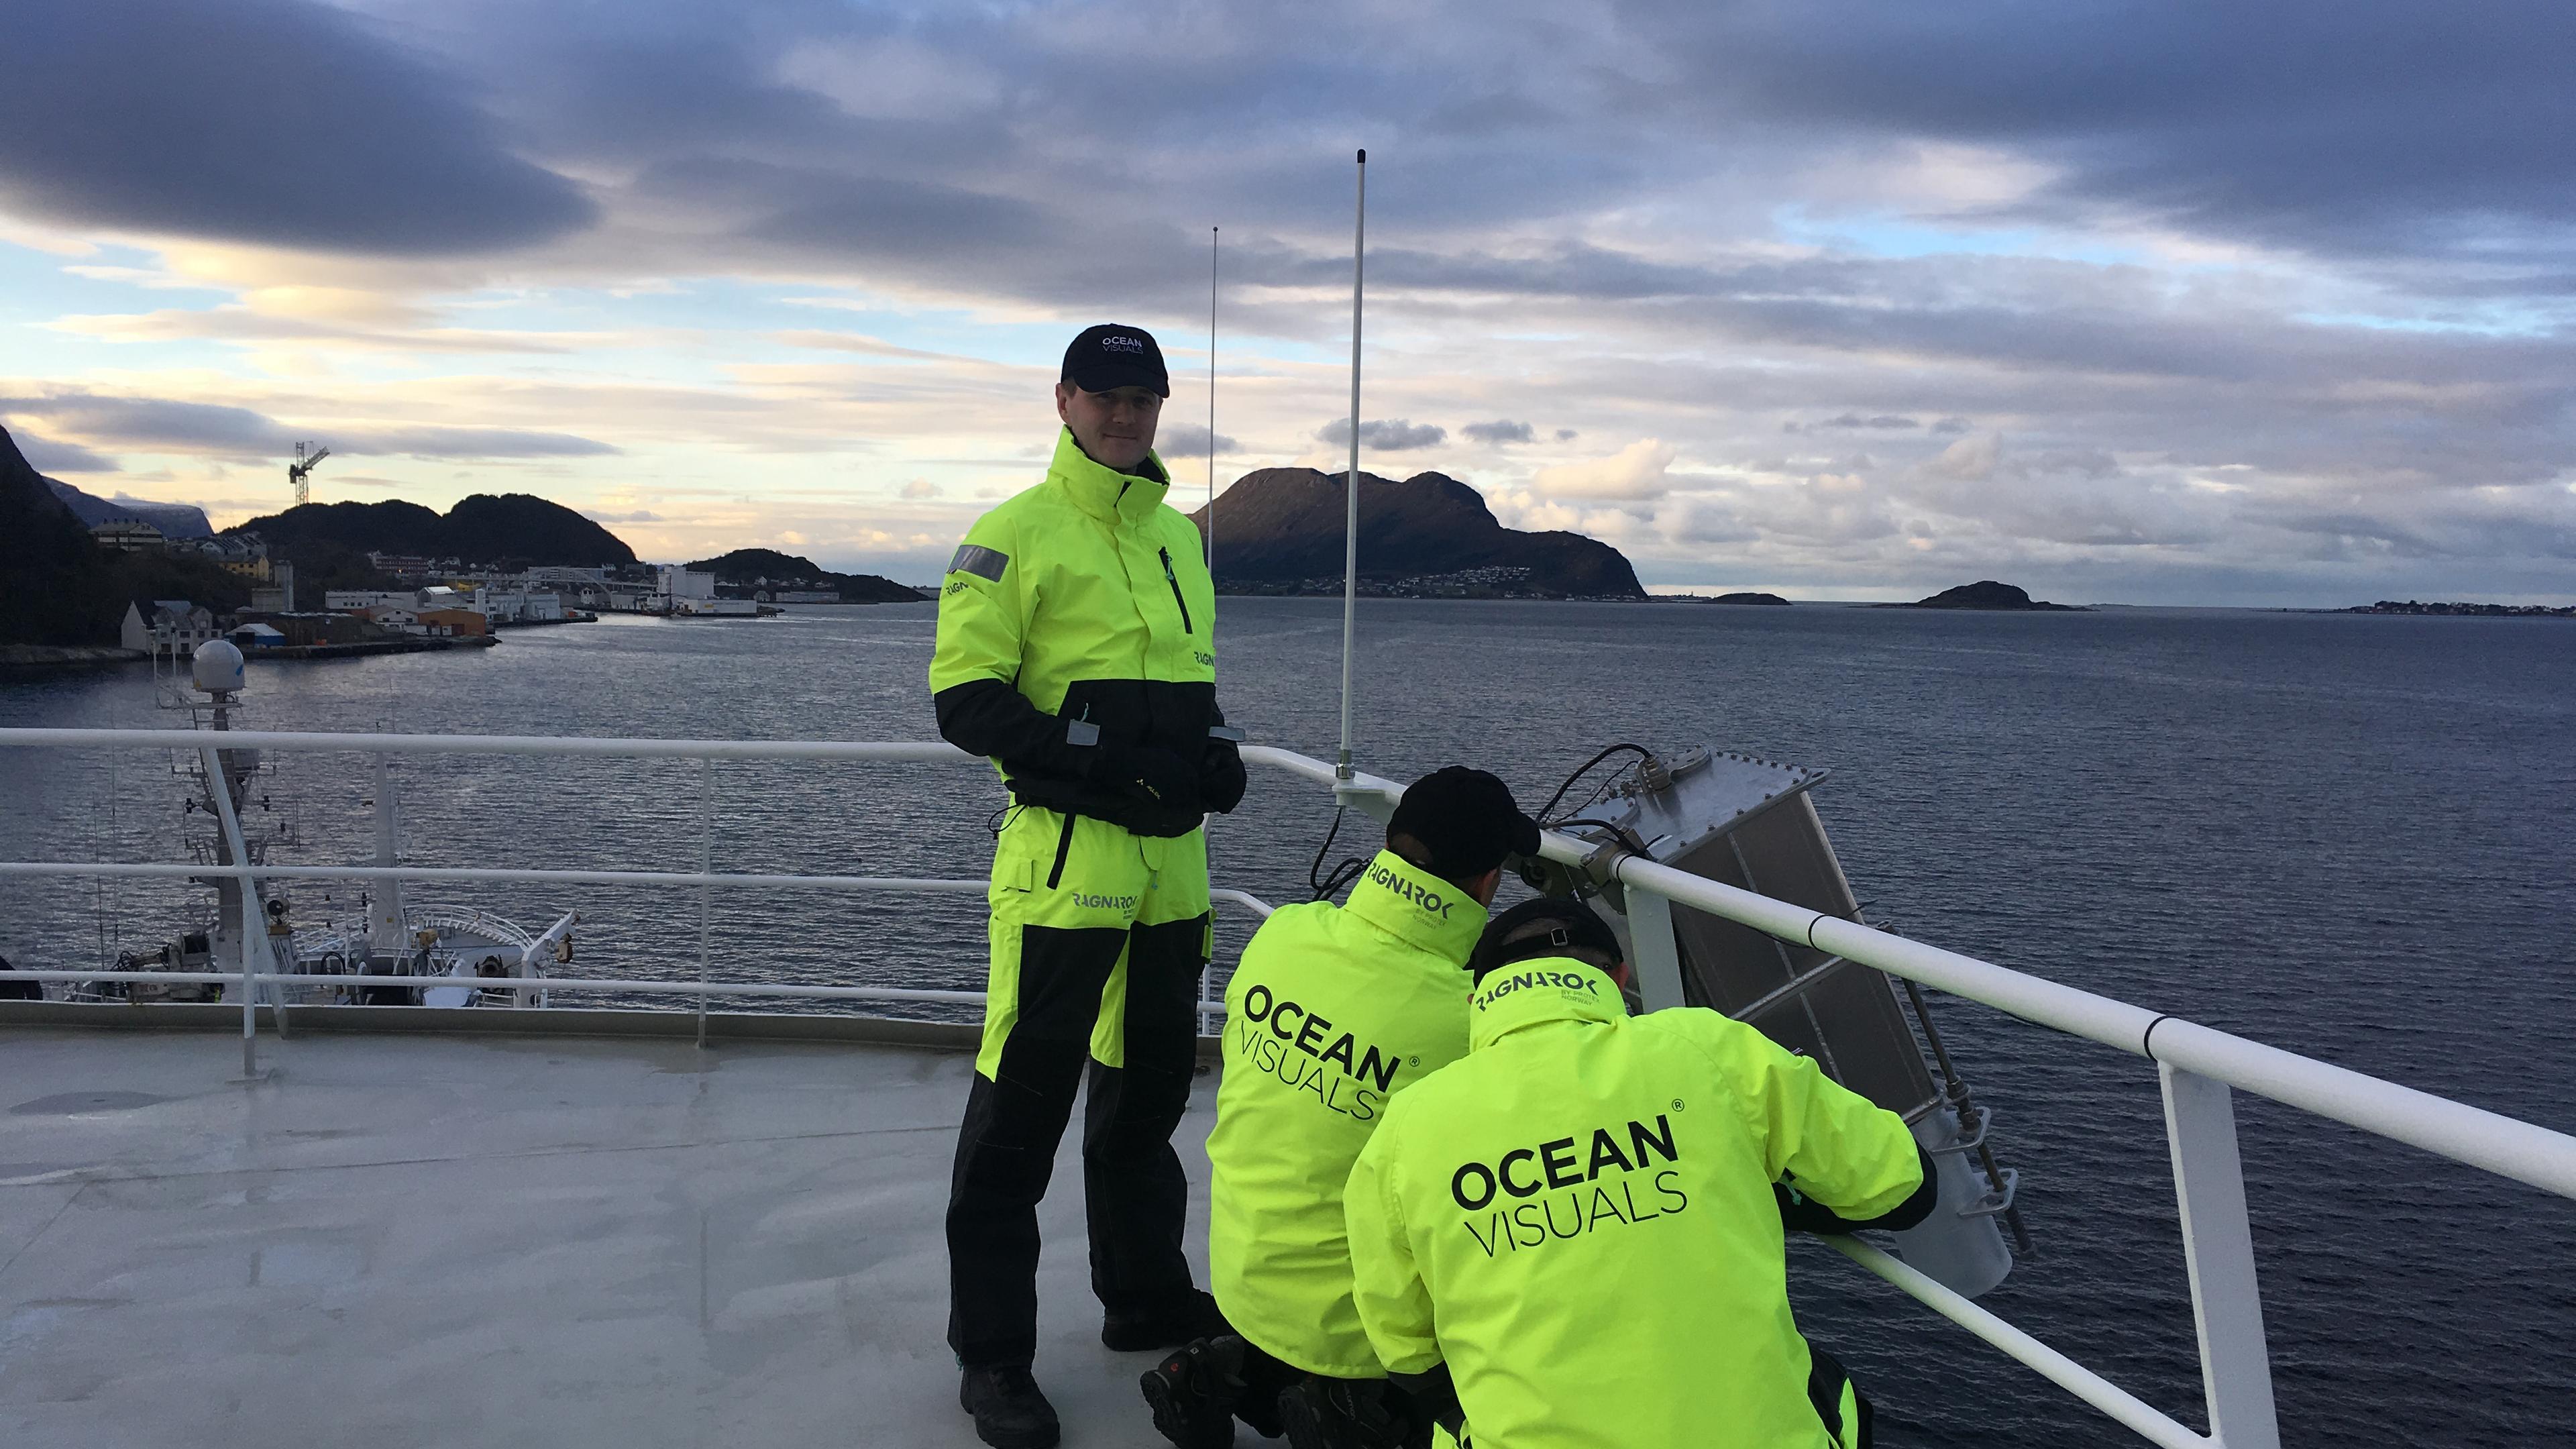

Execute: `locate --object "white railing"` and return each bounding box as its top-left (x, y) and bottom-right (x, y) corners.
top-left (1246, 749), bottom-right (2576, 1449)
top-left (4, 728), bottom-right (2573, 1449)
top-left (0, 729), bottom-right (1274, 1054)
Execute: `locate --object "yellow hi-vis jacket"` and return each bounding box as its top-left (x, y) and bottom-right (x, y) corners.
top-left (1345, 956), bottom-right (1924, 1449)
top-left (928, 427), bottom-right (1222, 838)
top-left (1206, 850), bottom-right (1487, 1377)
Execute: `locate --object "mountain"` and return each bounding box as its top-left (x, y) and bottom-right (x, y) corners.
top-left (684, 547), bottom-right (923, 604)
top-left (45, 479), bottom-right (213, 539)
top-left (1899, 580), bottom-right (2084, 611)
top-left (0, 424), bottom-right (249, 646)
top-left (229, 494), bottom-right (639, 569)
top-left (1191, 468), bottom-right (1645, 599)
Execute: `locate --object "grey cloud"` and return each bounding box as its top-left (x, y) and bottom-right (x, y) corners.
top-left (12, 433), bottom-right (117, 473)
top-left (1317, 418), bottom-right (1448, 452)
top-left (1462, 420), bottom-right (1537, 445)
top-left (1625, 1), bottom-right (2576, 260)
top-left (586, 509), bottom-right (663, 523)
top-left (1931, 417), bottom-right (1974, 435)
top-left (1156, 425), bottom-right (1240, 458)
top-left (1811, 413), bottom-right (1921, 430)
top-left (354, 427), bottom-right (619, 460)
top-left (0, 0), bottom-right (594, 254)
top-left (1556, 429), bottom-right (1578, 441)
top-left (0, 390), bottom-right (613, 462)
top-left (1, 394), bottom-right (288, 459)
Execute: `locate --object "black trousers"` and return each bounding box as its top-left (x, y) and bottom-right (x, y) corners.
top-left (945, 914), bottom-right (1209, 1368)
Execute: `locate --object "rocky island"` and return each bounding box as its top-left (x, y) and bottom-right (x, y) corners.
top-left (686, 548), bottom-right (920, 604)
top-left (1191, 468), bottom-right (1644, 600)
top-left (1892, 580), bottom-right (2085, 611)
top-left (1711, 592), bottom-right (1790, 606)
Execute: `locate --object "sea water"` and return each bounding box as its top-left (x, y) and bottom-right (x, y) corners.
top-left (3, 598), bottom-right (2571, 1446)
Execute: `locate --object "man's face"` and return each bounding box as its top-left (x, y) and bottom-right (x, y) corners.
top-left (1056, 382), bottom-right (1161, 472)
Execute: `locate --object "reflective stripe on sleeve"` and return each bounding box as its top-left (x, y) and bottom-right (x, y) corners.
top-left (949, 544), bottom-right (1010, 582)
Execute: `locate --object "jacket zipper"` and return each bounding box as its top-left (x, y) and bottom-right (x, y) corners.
top-left (1159, 547), bottom-right (1194, 635)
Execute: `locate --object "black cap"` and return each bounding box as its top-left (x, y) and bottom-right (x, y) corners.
top-left (1061, 323), bottom-right (1169, 397)
top-left (1470, 898), bottom-right (1623, 982)
top-left (1387, 766), bottom-right (1542, 883)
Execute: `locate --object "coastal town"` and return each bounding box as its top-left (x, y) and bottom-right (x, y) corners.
top-left (99, 530), bottom-right (935, 665)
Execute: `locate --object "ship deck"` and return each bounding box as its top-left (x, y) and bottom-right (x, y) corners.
top-left (0, 1022), bottom-right (1249, 1448)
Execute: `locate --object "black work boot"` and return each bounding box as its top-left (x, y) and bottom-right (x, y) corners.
top-left (959, 1364), bottom-right (1061, 1449)
top-left (1103, 1287), bottom-right (1230, 1352)
top-left (1139, 1335), bottom-right (1247, 1448)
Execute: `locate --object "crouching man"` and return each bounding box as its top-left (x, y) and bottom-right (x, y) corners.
top-left (1344, 900), bottom-right (1938, 1448)
top-left (1139, 768), bottom-right (1541, 1447)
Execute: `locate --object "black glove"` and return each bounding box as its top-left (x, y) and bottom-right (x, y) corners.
top-left (1387, 1364), bottom-right (1462, 1447)
top-left (1094, 741), bottom-right (1197, 807)
top-left (1199, 734), bottom-right (1247, 814)
top-left (1282, 1377), bottom-right (1421, 1449)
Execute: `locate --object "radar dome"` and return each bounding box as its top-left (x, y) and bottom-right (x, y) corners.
top-left (191, 639), bottom-right (246, 693)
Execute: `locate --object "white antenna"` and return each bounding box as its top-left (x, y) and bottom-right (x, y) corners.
top-left (1336, 149), bottom-right (1365, 784)
top-left (1207, 225), bottom-right (1218, 574)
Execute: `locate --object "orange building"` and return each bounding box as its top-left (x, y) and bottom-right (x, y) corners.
top-left (414, 608), bottom-right (489, 638)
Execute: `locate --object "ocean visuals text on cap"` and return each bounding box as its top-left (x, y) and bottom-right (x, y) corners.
top-left (1061, 323), bottom-right (1170, 397)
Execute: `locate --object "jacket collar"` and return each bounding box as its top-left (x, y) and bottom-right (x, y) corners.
top-left (1048, 427), bottom-right (1170, 527)
top-left (1468, 955), bottom-right (1623, 1053)
top-left (1343, 850), bottom-right (1486, 965)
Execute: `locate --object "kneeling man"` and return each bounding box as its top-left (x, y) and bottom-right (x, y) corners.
top-left (1345, 900), bottom-right (1937, 1448)
top-left (1140, 767), bottom-right (1540, 1446)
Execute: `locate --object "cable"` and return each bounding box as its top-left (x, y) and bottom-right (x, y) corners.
top-left (1537, 743), bottom-right (1654, 826)
top-left (1309, 805), bottom-right (1370, 901)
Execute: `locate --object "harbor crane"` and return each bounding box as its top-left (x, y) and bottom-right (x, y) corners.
top-left (288, 441), bottom-right (330, 507)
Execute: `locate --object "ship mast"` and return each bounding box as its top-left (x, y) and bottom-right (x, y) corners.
top-left (1336, 150), bottom-right (1365, 783)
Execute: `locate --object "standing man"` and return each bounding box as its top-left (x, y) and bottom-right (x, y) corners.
top-left (1140, 768), bottom-right (1541, 1448)
top-left (932, 323), bottom-right (1248, 1449)
top-left (1345, 900), bottom-right (1937, 1448)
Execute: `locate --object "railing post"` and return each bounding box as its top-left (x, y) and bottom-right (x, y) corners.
top-left (2159, 1061), bottom-right (2282, 1449)
top-left (1624, 883), bottom-right (1686, 1012)
top-left (696, 755), bottom-right (711, 1051)
top-left (199, 743), bottom-right (264, 1079)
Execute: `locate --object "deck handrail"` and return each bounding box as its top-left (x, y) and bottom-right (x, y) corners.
top-left (5, 725), bottom-right (2572, 1449)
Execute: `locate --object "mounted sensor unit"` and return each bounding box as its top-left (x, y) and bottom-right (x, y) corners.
top-left (1551, 745), bottom-right (2024, 1298)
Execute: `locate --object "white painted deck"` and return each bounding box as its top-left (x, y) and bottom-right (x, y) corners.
top-left (0, 1026), bottom-right (1254, 1448)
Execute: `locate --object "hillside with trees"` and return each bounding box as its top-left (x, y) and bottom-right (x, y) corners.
top-left (0, 425), bottom-right (250, 647)
top-left (227, 494), bottom-right (639, 570)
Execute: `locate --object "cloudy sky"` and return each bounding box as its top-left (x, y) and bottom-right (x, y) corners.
top-left (4, 0), bottom-right (2572, 603)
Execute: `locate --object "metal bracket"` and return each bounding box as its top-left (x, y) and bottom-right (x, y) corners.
top-left (1962, 1166), bottom-right (2019, 1218)
top-left (1937, 1098), bottom-right (1988, 1155)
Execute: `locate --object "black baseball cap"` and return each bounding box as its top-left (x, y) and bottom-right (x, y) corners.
top-left (1061, 323), bottom-right (1169, 397)
top-left (1470, 898), bottom-right (1623, 982)
top-left (1387, 766), bottom-right (1542, 883)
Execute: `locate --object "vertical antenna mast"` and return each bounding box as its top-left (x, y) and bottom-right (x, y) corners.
top-left (1208, 225), bottom-right (1218, 574)
top-left (1336, 150), bottom-right (1366, 782)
